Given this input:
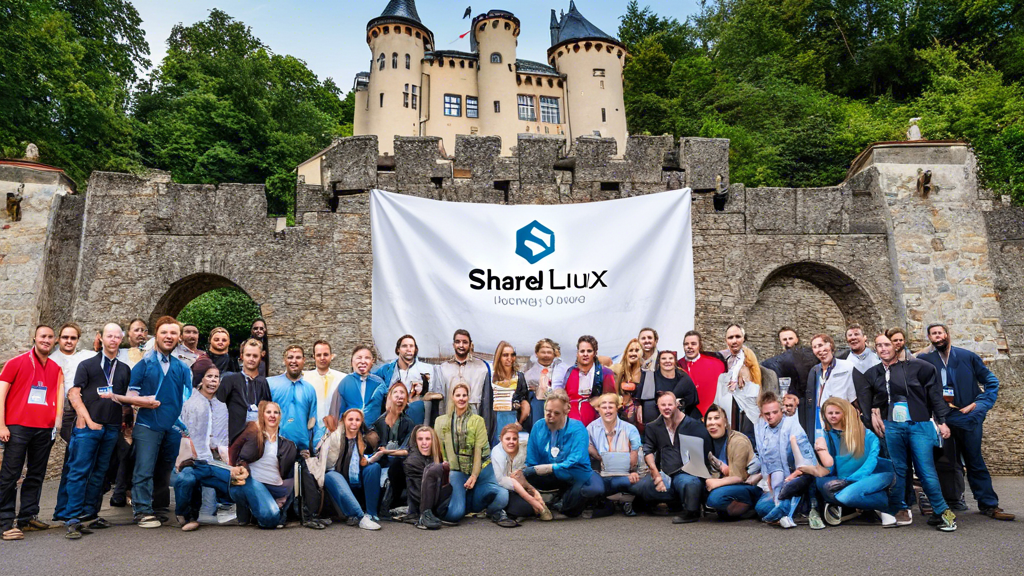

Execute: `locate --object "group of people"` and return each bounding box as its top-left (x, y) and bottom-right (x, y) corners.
top-left (0, 317), bottom-right (1014, 541)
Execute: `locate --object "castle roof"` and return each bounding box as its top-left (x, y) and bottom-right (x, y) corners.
top-left (368, 0), bottom-right (431, 36)
top-left (549, 1), bottom-right (619, 48)
top-left (516, 59), bottom-right (561, 77)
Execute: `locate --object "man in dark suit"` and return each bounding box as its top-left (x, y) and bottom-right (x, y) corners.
top-left (217, 338), bottom-right (272, 444)
top-left (761, 327), bottom-right (819, 437)
top-left (59, 322), bottom-right (132, 539)
top-left (918, 323), bottom-right (1014, 521)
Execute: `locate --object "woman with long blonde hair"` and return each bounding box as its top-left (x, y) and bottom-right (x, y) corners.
top-left (322, 408), bottom-right (383, 530)
top-left (228, 401), bottom-right (298, 529)
top-left (489, 341), bottom-right (530, 445)
top-left (798, 397), bottom-right (895, 527)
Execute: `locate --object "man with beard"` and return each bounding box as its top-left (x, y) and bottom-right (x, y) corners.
top-left (373, 334), bottom-right (435, 424)
top-left (117, 318), bottom-right (148, 368)
top-left (434, 330), bottom-right (491, 419)
top-left (918, 324), bottom-right (1014, 521)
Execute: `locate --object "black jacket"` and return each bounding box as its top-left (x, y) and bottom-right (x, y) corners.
top-left (639, 370), bottom-right (700, 423)
top-left (229, 422), bottom-right (297, 479)
top-left (642, 413), bottom-right (712, 477)
top-left (865, 358), bottom-right (950, 424)
top-left (217, 372), bottom-right (273, 443)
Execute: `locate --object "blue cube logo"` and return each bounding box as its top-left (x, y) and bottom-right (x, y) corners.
top-left (515, 220), bottom-right (555, 264)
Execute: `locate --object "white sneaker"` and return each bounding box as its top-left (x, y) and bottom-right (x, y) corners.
top-left (358, 515), bottom-right (381, 531)
top-left (216, 506), bottom-right (237, 524)
top-left (879, 512), bottom-right (897, 527)
top-left (779, 516), bottom-right (797, 529)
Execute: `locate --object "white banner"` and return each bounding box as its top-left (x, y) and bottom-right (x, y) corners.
top-left (370, 188), bottom-right (695, 361)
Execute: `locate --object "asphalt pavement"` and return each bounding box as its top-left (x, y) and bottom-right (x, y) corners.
top-left (3, 477), bottom-right (1022, 575)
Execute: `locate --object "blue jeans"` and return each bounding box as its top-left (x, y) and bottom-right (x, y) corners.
top-left (131, 425), bottom-right (179, 516)
top-left (323, 464), bottom-right (381, 519)
top-left (446, 464), bottom-right (509, 522)
top-left (816, 472), bottom-right (895, 512)
top-left (755, 474), bottom-right (813, 520)
top-left (944, 416), bottom-right (999, 509)
top-left (600, 475), bottom-right (642, 497)
top-left (707, 483), bottom-right (763, 517)
top-left (61, 425), bottom-right (120, 524)
top-left (174, 463), bottom-right (232, 521)
top-left (885, 420), bottom-right (948, 515)
top-left (637, 471), bottom-right (703, 512)
top-left (229, 480), bottom-right (287, 528)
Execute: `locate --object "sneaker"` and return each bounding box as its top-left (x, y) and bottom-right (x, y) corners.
top-left (980, 507), bottom-right (1015, 521)
top-left (19, 517), bottom-right (52, 531)
top-left (779, 516), bottom-right (797, 529)
top-left (358, 515), bottom-right (381, 531)
top-left (762, 502), bottom-right (786, 523)
top-left (824, 504), bottom-right (844, 526)
top-left (137, 515), bottom-right (161, 529)
top-left (895, 509), bottom-right (913, 526)
top-left (808, 509), bottom-right (825, 530)
top-left (950, 498), bottom-right (968, 512)
top-left (346, 516), bottom-right (360, 527)
top-left (879, 512), bottom-right (897, 527)
top-left (65, 522), bottom-right (83, 540)
top-left (302, 519), bottom-right (327, 530)
top-left (622, 502), bottom-right (636, 517)
top-left (936, 509), bottom-right (957, 532)
top-left (216, 505), bottom-right (237, 524)
top-left (87, 518), bottom-right (112, 530)
top-left (417, 510), bottom-right (442, 530)
top-left (539, 506), bottom-right (554, 522)
top-left (927, 513), bottom-right (943, 526)
top-left (491, 510), bottom-right (519, 528)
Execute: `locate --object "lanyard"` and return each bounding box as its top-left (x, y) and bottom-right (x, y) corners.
top-left (106, 358), bottom-right (118, 388)
top-left (818, 361), bottom-right (835, 402)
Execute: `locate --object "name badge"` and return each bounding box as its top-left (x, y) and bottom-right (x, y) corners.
top-left (97, 386), bottom-right (113, 397)
top-left (246, 404), bottom-right (258, 422)
top-left (28, 385), bottom-right (48, 406)
top-left (550, 446), bottom-right (560, 458)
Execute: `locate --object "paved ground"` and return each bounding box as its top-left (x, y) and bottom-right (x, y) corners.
top-left (3, 477), bottom-right (1022, 575)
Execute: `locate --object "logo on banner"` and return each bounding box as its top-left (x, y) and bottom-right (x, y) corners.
top-left (515, 220), bottom-right (555, 264)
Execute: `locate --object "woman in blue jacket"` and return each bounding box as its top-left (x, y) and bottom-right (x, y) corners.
top-left (805, 397), bottom-right (895, 527)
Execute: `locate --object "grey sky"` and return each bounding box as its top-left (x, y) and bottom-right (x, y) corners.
top-left (131, 0), bottom-right (700, 94)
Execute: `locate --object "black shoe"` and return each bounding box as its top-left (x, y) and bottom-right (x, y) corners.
top-left (623, 502), bottom-right (637, 517)
top-left (109, 497), bottom-right (127, 508)
top-left (302, 519), bottom-right (327, 530)
top-left (88, 518), bottom-right (112, 530)
top-left (927, 513), bottom-right (943, 526)
top-left (672, 511), bottom-right (700, 524)
top-left (950, 498), bottom-right (969, 512)
top-left (346, 516), bottom-right (360, 527)
top-left (418, 510), bottom-right (442, 530)
top-left (491, 510), bottom-right (519, 528)
top-left (65, 522), bottom-right (83, 540)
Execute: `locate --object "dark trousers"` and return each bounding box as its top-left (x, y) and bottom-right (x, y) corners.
top-left (108, 434), bottom-right (134, 503)
top-left (936, 421), bottom-right (998, 509)
top-left (0, 425), bottom-right (55, 528)
top-left (507, 492), bottom-right (537, 518)
top-left (61, 425), bottom-right (120, 523)
top-left (525, 470), bottom-right (603, 517)
top-left (934, 435), bottom-right (965, 504)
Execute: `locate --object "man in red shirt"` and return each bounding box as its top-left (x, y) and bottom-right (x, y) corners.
top-left (677, 330), bottom-right (726, 416)
top-left (0, 325), bottom-right (65, 540)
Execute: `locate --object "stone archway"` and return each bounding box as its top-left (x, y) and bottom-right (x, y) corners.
top-left (745, 261), bottom-right (883, 358)
top-left (149, 273), bottom-right (257, 329)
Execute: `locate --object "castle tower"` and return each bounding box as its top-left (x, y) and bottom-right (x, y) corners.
top-left (472, 10), bottom-right (521, 155)
top-left (549, 1), bottom-right (628, 155)
top-left (358, 0), bottom-right (434, 155)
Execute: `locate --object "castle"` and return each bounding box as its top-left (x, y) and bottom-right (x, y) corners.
top-left (349, 1), bottom-right (626, 157)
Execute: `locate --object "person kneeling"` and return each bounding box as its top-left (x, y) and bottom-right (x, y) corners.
top-left (321, 409), bottom-right (382, 530)
top-left (587, 393), bottom-right (643, 517)
top-left (227, 402), bottom-right (296, 529)
top-left (493, 423), bottom-right (551, 520)
top-left (635, 391), bottom-right (712, 524)
top-left (704, 404), bottom-right (764, 520)
top-left (753, 392), bottom-right (819, 529)
top-left (800, 398), bottom-right (896, 528)
top-left (404, 425), bottom-right (454, 529)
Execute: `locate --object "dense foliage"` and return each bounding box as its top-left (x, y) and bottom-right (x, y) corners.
top-left (176, 287), bottom-right (261, 353)
top-left (620, 0), bottom-right (1024, 202)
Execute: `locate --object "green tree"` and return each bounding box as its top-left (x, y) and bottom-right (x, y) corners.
top-left (0, 0), bottom-right (148, 186)
top-left (177, 287), bottom-right (261, 353)
top-left (133, 9), bottom-right (348, 212)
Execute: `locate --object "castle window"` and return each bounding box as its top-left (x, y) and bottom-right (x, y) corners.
top-left (404, 84), bottom-right (410, 108)
top-left (405, 27), bottom-right (412, 35)
top-left (540, 96), bottom-right (560, 124)
top-left (494, 100), bottom-right (500, 113)
top-left (490, 53), bottom-right (502, 64)
top-left (460, 60), bottom-right (465, 68)
top-left (416, 31), bottom-right (421, 39)
top-left (517, 95), bottom-right (536, 121)
top-left (469, 61), bottom-right (474, 69)
top-left (505, 22), bottom-right (511, 30)
top-left (392, 53), bottom-right (398, 69)
top-left (380, 93), bottom-right (384, 107)
top-left (378, 53), bottom-right (385, 71)
top-left (405, 54), bottom-right (411, 69)
top-left (525, 77), bottom-right (533, 86)
top-left (383, 26), bottom-right (389, 34)
top-left (600, 80), bottom-right (605, 89)
top-left (412, 85), bottom-right (418, 110)
top-left (594, 69), bottom-right (606, 77)
top-left (601, 108), bottom-right (606, 122)
top-left (444, 94), bottom-right (462, 117)
top-left (467, 96), bottom-right (479, 118)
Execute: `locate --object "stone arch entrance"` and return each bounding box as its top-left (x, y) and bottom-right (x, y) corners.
top-left (149, 273), bottom-right (257, 329)
top-left (745, 261), bottom-right (883, 358)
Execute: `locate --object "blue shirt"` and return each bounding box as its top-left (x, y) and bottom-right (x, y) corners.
top-left (526, 417), bottom-right (592, 483)
top-left (333, 373), bottom-right (387, 425)
top-left (585, 417), bottom-right (641, 453)
top-left (754, 414), bottom-right (814, 478)
top-left (128, 350), bottom-right (192, 432)
top-left (825, 428), bottom-right (880, 482)
top-left (268, 374), bottom-right (320, 452)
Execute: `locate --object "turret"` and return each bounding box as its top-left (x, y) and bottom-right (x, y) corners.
top-left (548, 1), bottom-right (628, 155)
top-left (358, 0), bottom-right (434, 155)
top-left (472, 10), bottom-right (521, 155)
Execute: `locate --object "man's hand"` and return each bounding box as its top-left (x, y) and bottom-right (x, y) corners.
top-left (784, 469), bottom-right (802, 483)
top-left (1, 424), bottom-right (12, 442)
top-left (653, 473), bottom-right (668, 492)
top-left (938, 423), bottom-right (951, 439)
top-left (705, 477), bottom-right (721, 491)
top-left (299, 450), bottom-right (310, 459)
top-left (871, 408), bottom-right (885, 437)
top-left (720, 464), bottom-right (730, 476)
top-left (137, 395), bottom-right (160, 409)
top-left (628, 472), bottom-right (640, 484)
top-left (76, 416), bottom-right (87, 430)
top-left (959, 402), bottom-right (977, 414)
top-left (87, 420), bottom-right (102, 431)
top-left (464, 474), bottom-right (477, 490)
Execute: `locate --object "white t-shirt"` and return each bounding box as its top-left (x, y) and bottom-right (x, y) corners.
top-left (51, 350), bottom-right (96, 394)
top-left (249, 437), bottom-right (283, 486)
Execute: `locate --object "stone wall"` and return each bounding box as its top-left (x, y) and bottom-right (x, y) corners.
top-left (984, 207), bottom-right (1024, 356)
top-left (984, 357), bottom-right (1024, 475)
